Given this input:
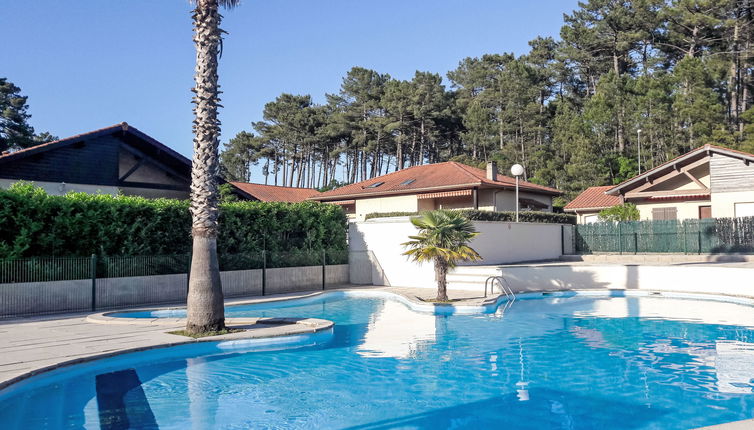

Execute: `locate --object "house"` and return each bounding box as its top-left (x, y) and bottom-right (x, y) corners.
top-left (229, 182), bottom-right (321, 203)
top-left (565, 144), bottom-right (754, 223)
top-left (310, 161), bottom-right (561, 219)
top-left (0, 122), bottom-right (198, 199)
top-left (0, 122), bottom-right (264, 201)
top-left (563, 186), bottom-right (622, 223)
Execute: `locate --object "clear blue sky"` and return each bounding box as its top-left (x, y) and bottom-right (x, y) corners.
top-left (2, 0), bottom-right (579, 175)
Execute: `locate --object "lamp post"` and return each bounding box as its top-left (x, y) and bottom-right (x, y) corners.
top-left (511, 164), bottom-right (524, 222)
top-left (637, 129), bottom-right (642, 174)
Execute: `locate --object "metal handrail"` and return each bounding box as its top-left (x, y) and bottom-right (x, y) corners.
top-left (484, 275), bottom-right (516, 300)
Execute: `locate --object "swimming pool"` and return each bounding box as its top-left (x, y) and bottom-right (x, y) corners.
top-left (2, 292), bottom-right (754, 429)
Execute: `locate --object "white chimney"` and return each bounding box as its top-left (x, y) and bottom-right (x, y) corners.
top-left (486, 161), bottom-right (497, 181)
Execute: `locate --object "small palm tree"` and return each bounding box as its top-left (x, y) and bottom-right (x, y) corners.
top-left (186, 0), bottom-right (239, 335)
top-left (402, 210), bottom-right (482, 302)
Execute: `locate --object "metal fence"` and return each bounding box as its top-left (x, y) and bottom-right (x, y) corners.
top-left (0, 249), bottom-right (350, 319)
top-left (575, 217), bottom-right (754, 254)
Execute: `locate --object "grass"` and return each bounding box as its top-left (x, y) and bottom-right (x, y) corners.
top-left (168, 328), bottom-right (243, 338)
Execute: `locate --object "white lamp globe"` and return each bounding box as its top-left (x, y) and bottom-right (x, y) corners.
top-left (511, 164), bottom-right (524, 177)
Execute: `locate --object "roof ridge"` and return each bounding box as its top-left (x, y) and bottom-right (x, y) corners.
top-left (447, 161), bottom-right (486, 183)
top-left (0, 122), bottom-right (128, 160)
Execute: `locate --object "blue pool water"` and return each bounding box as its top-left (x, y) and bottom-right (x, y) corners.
top-left (3, 293), bottom-right (754, 429)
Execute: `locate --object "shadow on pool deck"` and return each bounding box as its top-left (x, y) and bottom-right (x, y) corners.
top-left (343, 387), bottom-right (668, 430)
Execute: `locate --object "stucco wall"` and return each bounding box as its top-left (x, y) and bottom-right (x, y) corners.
top-left (489, 189), bottom-right (552, 212)
top-left (355, 194), bottom-right (418, 220)
top-left (348, 217), bottom-right (566, 288)
top-left (501, 264), bottom-right (754, 298)
top-left (710, 190), bottom-right (754, 218)
top-left (636, 200), bottom-right (711, 221)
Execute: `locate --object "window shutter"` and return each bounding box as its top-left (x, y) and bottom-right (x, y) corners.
top-left (665, 207), bottom-right (677, 220)
top-left (652, 208), bottom-right (665, 220)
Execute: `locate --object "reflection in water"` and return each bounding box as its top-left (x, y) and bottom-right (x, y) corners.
top-left (712, 341), bottom-right (754, 394)
top-left (4, 295), bottom-right (754, 429)
top-left (358, 300), bottom-right (436, 358)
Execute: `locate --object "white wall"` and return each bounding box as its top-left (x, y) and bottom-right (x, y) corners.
top-left (354, 195), bottom-right (418, 220)
top-left (636, 200), bottom-right (710, 220)
top-left (502, 264), bottom-right (754, 298)
top-left (349, 217), bottom-right (565, 288)
top-left (711, 190), bottom-right (754, 218)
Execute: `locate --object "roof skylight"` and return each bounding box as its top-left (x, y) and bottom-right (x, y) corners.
top-left (399, 179), bottom-right (416, 186)
top-left (365, 181), bottom-right (385, 189)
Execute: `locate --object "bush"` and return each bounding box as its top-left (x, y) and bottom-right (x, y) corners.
top-left (598, 203), bottom-right (640, 222)
top-left (0, 183), bottom-right (348, 259)
top-left (365, 209), bottom-right (576, 224)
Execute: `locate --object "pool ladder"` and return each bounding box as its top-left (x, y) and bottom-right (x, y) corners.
top-left (484, 275), bottom-right (516, 301)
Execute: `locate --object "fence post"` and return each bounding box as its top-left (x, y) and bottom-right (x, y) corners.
top-left (561, 225), bottom-right (565, 255)
top-left (261, 250), bottom-right (266, 296)
top-left (683, 222), bottom-right (688, 255)
top-left (618, 222), bottom-right (623, 255)
top-left (322, 249), bottom-right (326, 291)
top-left (90, 254), bottom-right (97, 312)
top-left (633, 232), bottom-right (638, 255)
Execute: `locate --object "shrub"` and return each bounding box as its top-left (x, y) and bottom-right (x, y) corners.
top-left (0, 183), bottom-right (347, 259)
top-left (365, 209), bottom-right (576, 224)
top-left (598, 203), bottom-right (640, 222)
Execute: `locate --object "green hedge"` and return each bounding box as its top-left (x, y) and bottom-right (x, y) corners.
top-left (0, 183), bottom-right (348, 259)
top-left (365, 209), bottom-right (576, 224)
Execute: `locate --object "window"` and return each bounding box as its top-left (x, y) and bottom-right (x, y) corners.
top-left (364, 181), bottom-right (384, 189)
top-left (698, 206), bottom-right (711, 219)
top-left (399, 179), bottom-right (416, 186)
top-left (652, 207), bottom-right (677, 220)
top-left (735, 202), bottom-right (754, 218)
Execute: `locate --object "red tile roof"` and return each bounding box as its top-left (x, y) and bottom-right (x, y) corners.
top-left (564, 186), bottom-right (621, 211)
top-left (311, 161), bottom-right (561, 201)
top-left (230, 182), bottom-right (321, 202)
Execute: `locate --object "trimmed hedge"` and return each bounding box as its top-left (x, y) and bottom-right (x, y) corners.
top-left (0, 183), bottom-right (347, 259)
top-left (365, 209), bottom-right (576, 224)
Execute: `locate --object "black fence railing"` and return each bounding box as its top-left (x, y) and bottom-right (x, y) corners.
top-left (0, 249), bottom-right (350, 319)
top-left (575, 217), bottom-right (754, 254)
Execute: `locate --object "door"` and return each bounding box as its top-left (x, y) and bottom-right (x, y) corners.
top-left (698, 205), bottom-right (712, 219)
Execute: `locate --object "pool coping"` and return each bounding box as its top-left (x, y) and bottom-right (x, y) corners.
top-left (0, 316), bottom-right (333, 392)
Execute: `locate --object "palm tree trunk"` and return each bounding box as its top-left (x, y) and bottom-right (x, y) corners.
top-left (187, 0), bottom-right (225, 334)
top-left (435, 258), bottom-right (448, 302)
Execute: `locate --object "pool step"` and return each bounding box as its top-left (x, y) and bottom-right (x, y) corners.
top-left (446, 267), bottom-right (506, 292)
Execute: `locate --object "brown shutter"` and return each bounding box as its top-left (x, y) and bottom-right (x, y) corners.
top-left (652, 207), bottom-right (677, 220)
top-left (665, 207), bottom-right (677, 220)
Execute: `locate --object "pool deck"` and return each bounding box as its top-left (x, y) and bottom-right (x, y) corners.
top-left (0, 285), bottom-right (496, 390)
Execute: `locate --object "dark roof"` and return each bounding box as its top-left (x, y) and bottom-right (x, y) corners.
top-left (0, 122), bottom-right (192, 176)
top-left (230, 182), bottom-right (321, 202)
top-left (564, 186), bottom-right (621, 212)
top-left (312, 162), bottom-right (561, 201)
top-left (606, 144), bottom-right (754, 196)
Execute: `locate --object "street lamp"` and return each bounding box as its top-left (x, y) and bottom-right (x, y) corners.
top-left (511, 164), bottom-right (524, 222)
top-left (637, 129), bottom-right (642, 174)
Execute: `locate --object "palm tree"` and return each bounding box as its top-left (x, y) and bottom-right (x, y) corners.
top-left (402, 210), bottom-right (482, 302)
top-left (186, 0), bottom-right (239, 334)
